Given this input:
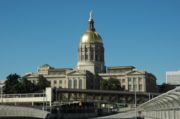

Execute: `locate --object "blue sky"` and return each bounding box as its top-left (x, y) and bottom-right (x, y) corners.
top-left (0, 0), bottom-right (180, 84)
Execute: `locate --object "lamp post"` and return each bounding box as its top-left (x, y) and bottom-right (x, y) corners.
top-left (0, 83), bottom-right (3, 104)
top-left (134, 85), bottom-right (137, 119)
top-left (135, 89), bottom-right (137, 119)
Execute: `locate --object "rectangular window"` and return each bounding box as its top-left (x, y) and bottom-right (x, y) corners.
top-left (91, 54), bottom-right (93, 60)
top-left (128, 78), bottom-right (131, 82)
top-left (134, 85), bottom-right (137, 91)
top-left (32, 80), bottom-right (36, 84)
top-left (133, 77), bottom-right (136, 84)
top-left (138, 77), bottom-right (142, 83)
top-left (85, 54), bottom-right (88, 60)
top-left (128, 85), bottom-right (132, 91)
top-left (139, 84), bottom-right (143, 91)
top-left (122, 79), bottom-right (125, 83)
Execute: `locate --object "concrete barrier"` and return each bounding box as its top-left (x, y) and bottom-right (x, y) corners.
top-left (0, 105), bottom-right (49, 119)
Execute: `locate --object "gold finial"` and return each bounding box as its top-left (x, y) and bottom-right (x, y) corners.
top-left (89, 10), bottom-right (93, 21)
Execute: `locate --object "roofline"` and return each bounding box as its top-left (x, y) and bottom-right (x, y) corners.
top-left (107, 66), bottom-right (135, 70)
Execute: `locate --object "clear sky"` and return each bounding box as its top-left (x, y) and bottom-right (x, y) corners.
top-left (0, 0), bottom-right (180, 84)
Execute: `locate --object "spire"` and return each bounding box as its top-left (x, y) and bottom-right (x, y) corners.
top-left (88, 11), bottom-right (95, 31)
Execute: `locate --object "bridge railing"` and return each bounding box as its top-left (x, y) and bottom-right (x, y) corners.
top-left (0, 93), bottom-right (44, 98)
top-left (138, 86), bottom-right (180, 119)
top-left (0, 87), bottom-right (52, 106)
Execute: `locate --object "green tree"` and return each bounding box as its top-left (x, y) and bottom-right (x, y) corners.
top-left (158, 83), bottom-right (176, 93)
top-left (3, 73), bottom-right (39, 94)
top-left (19, 77), bottom-right (37, 93)
top-left (3, 73), bottom-right (21, 94)
top-left (37, 75), bottom-right (50, 91)
top-left (100, 78), bottom-right (123, 91)
top-left (101, 79), bottom-right (109, 90)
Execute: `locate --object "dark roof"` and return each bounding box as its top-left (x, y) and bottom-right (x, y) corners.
top-left (107, 66), bottom-right (135, 70)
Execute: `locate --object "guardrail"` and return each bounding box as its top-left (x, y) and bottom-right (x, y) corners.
top-left (138, 86), bottom-right (180, 119)
top-left (0, 87), bottom-right (52, 106)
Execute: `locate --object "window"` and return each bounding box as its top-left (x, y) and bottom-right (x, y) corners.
top-left (122, 85), bottom-right (125, 90)
top-left (128, 85), bottom-right (132, 91)
top-left (128, 78), bottom-right (131, 82)
top-left (85, 47), bottom-right (88, 52)
top-left (95, 55), bottom-right (98, 61)
top-left (54, 80), bottom-right (57, 84)
top-left (64, 80), bottom-right (66, 88)
top-left (90, 54), bottom-right (93, 60)
top-left (133, 77), bottom-right (136, 84)
top-left (138, 77), bottom-right (142, 83)
top-left (85, 54), bottom-right (88, 60)
top-left (139, 84), bottom-right (142, 91)
top-left (122, 79), bottom-right (125, 83)
top-left (79, 79), bottom-right (82, 89)
top-left (74, 80), bottom-right (77, 89)
top-left (68, 80), bottom-right (72, 89)
top-left (134, 85), bottom-right (137, 91)
top-left (82, 54), bottom-right (84, 60)
top-left (32, 80), bottom-right (36, 84)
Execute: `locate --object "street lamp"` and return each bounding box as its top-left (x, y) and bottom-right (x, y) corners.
top-left (134, 85), bottom-right (137, 119)
top-left (0, 83), bottom-right (3, 104)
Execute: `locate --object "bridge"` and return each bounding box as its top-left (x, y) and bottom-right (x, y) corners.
top-left (0, 87), bottom-right (160, 119)
top-left (54, 88), bottom-right (159, 105)
top-left (138, 86), bottom-right (180, 119)
top-left (0, 88), bottom-right (52, 106)
top-left (0, 105), bottom-right (49, 119)
top-left (0, 87), bottom-right (159, 106)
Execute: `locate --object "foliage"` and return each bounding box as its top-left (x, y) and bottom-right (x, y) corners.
top-left (3, 73), bottom-right (50, 94)
top-left (158, 83), bottom-right (176, 93)
top-left (3, 73), bottom-right (20, 94)
top-left (37, 75), bottom-right (50, 91)
top-left (19, 77), bottom-right (37, 93)
top-left (100, 78), bottom-right (123, 91)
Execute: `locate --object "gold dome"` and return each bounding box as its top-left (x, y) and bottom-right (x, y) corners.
top-left (80, 31), bottom-right (103, 44)
top-left (80, 12), bottom-right (103, 44)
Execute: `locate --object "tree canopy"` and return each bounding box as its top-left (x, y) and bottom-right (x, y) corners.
top-left (3, 73), bottom-right (20, 94)
top-left (3, 73), bottom-right (50, 94)
top-left (158, 83), bottom-right (176, 93)
top-left (100, 78), bottom-right (124, 91)
top-left (37, 75), bottom-right (50, 91)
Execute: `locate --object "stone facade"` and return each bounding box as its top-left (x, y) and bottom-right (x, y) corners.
top-left (26, 65), bottom-right (99, 89)
top-left (99, 66), bottom-right (157, 92)
top-left (26, 12), bottom-right (157, 92)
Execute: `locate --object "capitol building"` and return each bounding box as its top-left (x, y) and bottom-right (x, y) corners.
top-left (26, 13), bottom-right (157, 92)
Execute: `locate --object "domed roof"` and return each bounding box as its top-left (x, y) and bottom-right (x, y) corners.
top-left (80, 11), bottom-right (103, 44)
top-left (80, 31), bottom-right (103, 44)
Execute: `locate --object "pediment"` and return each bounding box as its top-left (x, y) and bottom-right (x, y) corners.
top-left (126, 70), bottom-right (145, 75)
top-left (67, 70), bottom-right (86, 76)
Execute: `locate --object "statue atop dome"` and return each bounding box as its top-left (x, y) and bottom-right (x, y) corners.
top-left (89, 11), bottom-right (93, 21)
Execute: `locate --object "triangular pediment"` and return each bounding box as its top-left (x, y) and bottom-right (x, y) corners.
top-left (67, 70), bottom-right (86, 76)
top-left (126, 70), bottom-right (145, 75)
